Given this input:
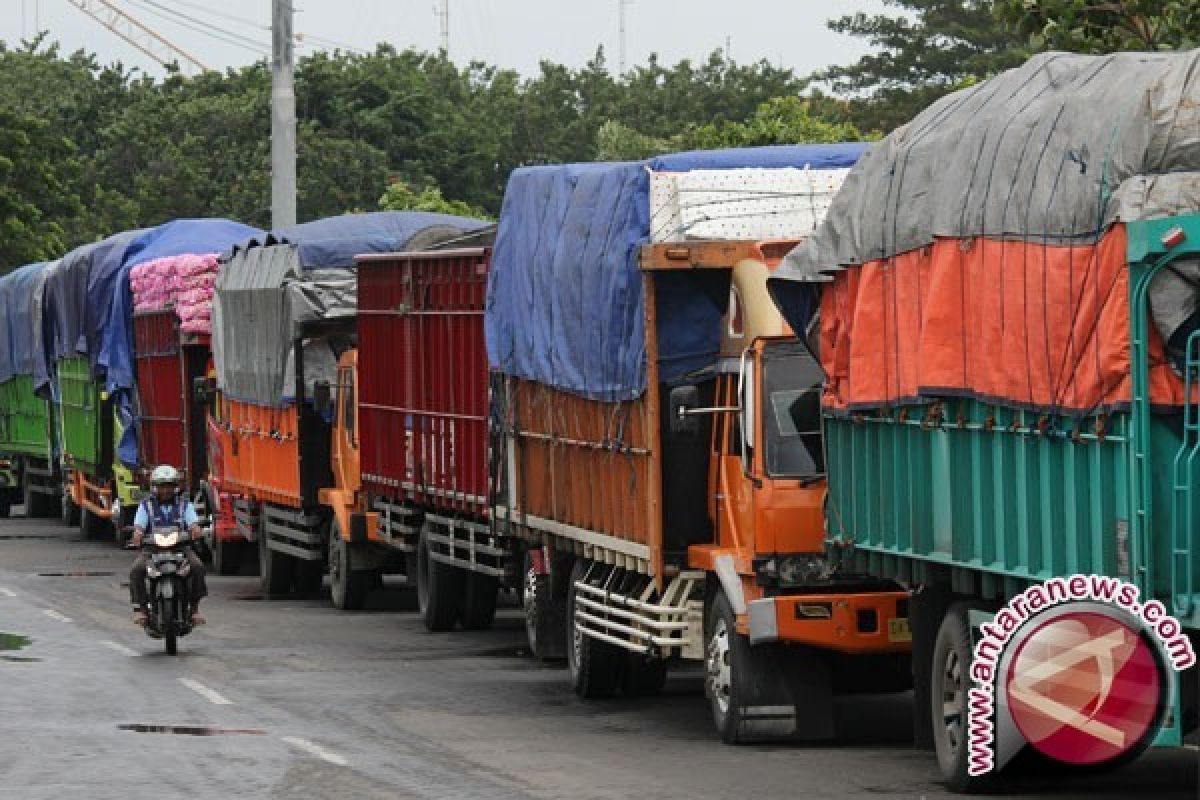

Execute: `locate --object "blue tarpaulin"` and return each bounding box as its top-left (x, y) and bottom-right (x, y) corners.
top-left (0, 262), bottom-right (49, 385)
top-left (486, 143), bottom-right (868, 401)
top-left (100, 219), bottom-right (264, 467)
top-left (215, 211), bottom-right (491, 407)
top-left (37, 230), bottom-right (145, 395)
top-left (227, 210), bottom-right (492, 269)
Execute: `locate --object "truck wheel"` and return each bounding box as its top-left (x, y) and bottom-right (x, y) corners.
top-left (523, 550), bottom-right (567, 660)
top-left (79, 506), bottom-right (110, 541)
top-left (60, 488), bottom-right (80, 527)
top-left (23, 480), bottom-right (49, 518)
top-left (114, 503), bottom-right (137, 547)
top-left (212, 535), bottom-right (242, 576)
top-left (623, 652), bottom-right (668, 696)
top-left (417, 521), bottom-right (463, 631)
top-left (293, 560), bottom-right (324, 595)
top-left (931, 604), bottom-right (992, 792)
top-left (566, 560), bottom-right (625, 698)
top-left (460, 572), bottom-right (498, 630)
top-left (705, 590), bottom-right (801, 744)
top-left (328, 522), bottom-right (371, 610)
top-left (258, 513), bottom-right (294, 597)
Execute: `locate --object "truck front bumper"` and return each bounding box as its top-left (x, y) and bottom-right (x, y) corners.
top-left (747, 591), bottom-right (911, 654)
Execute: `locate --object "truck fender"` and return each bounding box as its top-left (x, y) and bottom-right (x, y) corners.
top-left (713, 554), bottom-right (746, 616)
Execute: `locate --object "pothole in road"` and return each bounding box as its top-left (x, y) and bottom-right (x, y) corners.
top-left (37, 571), bottom-right (116, 577)
top-left (118, 724), bottom-right (267, 736)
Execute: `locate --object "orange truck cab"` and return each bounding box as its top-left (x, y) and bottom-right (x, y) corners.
top-left (680, 254), bottom-right (910, 658)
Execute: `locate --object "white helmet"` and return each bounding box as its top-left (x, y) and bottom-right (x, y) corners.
top-left (150, 465), bottom-right (181, 487)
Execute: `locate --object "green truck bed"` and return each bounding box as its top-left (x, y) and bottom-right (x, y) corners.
top-left (0, 375), bottom-right (52, 460)
top-left (57, 355), bottom-right (110, 477)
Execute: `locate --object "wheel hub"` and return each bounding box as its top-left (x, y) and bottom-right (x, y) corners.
top-left (941, 648), bottom-right (964, 752)
top-left (706, 618), bottom-right (732, 713)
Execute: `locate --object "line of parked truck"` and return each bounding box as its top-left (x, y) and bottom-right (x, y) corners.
top-left (1, 50), bottom-right (1197, 791)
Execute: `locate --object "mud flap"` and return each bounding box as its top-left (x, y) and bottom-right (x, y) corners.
top-left (733, 644), bottom-right (834, 742)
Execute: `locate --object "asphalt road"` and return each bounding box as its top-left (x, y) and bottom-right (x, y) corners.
top-left (0, 511), bottom-right (1195, 799)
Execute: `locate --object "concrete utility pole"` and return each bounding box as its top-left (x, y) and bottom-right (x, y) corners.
top-left (437, 0), bottom-right (450, 56)
top-left (618, 0), bottom-right (633, 74)
top-left (272, 0), bottom-right (297, 229)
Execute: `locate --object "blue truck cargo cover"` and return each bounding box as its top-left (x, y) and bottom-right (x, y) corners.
top-left (485, 143), bottom-right (868, 401)
top-left (37, 229), bottom-right (145, 395)
top-left (0, 262), bottom-right (50, 385)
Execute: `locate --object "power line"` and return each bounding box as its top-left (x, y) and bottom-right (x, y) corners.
top-left (120, 0), bottom-right (271, 54)
top-left (168, 0), bottom-right (268, 31)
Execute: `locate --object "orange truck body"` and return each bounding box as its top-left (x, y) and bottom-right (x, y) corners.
top-left (502, 240), bottom-right (909, 657)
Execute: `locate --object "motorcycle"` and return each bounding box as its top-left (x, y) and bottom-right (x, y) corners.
top-left (139, 525), bottom-right (196, 655)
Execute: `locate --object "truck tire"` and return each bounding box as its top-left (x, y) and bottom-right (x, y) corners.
top-left (523, 549), bottom-right (567, 660)
top-left (292, 560), bottom-right (324, 596)
top-left (259, 513), bottom-right (294, 597)
top-left (623, 652), bottom-right (668, 696)
top-left (212, 534), bottom-right (242, 576)
top-left (460, 572), bottom-right (498, 630)
top-left (417, 520), bottom-right (463, 631)
top-left (114, 503), bottom-right (137, 547)
top-left (706, 590), bottom-right (801, 744)
top-left (79, 505), bottom-right (110, 541)
top-left (60, 488), bottom-right (80, 527)
top-left (23, 478), bottom-right (50, 518)
top-left (566, 560), bottom-right (625, 699)
top-left (931, 604), bottom-right (993, 792)
top-left (328, 521), bottom-right (372, 610)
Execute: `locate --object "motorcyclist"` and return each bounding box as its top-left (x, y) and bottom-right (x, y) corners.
top-left (129, 465), bottom-right (208, 626)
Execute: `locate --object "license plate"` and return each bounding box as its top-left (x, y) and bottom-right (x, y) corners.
top-left (888, 618), bottom-right (912, 643)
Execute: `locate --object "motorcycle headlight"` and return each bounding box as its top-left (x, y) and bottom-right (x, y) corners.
top-left (153, 532), bottom-right (180, 548)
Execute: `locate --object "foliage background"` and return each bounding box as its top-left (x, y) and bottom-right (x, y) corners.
top-left (0, 1), bottom-right (1194, 271)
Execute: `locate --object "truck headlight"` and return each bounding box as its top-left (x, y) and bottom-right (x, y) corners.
top-left (777, 554), bottom-right (829, 587)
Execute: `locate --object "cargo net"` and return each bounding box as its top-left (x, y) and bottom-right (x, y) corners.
top-left (649, 167), bottom-right (849, 244)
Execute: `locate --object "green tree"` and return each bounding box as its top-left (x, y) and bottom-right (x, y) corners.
top-left (998, 0), bottom-right (1198, 52)
top-left (819, 1), bottom-right (1028, 131)
top-left (682, 96), bottom-right (867, 149)
top-left (378, 181), bottom-right (491, 219)
top-left (0, 108), bottom-right (82, 271)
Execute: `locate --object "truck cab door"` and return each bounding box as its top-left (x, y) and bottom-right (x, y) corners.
top-left (715, 352), bottom-right (760, 562)
top-left (330, 357), bottom-right (360, 494)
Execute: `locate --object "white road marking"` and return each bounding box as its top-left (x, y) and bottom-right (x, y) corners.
top-left (178, 678), bottom-right (233, 706)
top-left (42, 609), bottom-right (72, 623)
top-left (100, 640), bottom-right (139, 657)
top-left (281, 737), bottom-right (348, 766)
top-left (0, 587), bottom-right (16, 597)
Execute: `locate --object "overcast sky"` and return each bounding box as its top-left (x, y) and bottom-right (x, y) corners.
top-left (4, 1), bottom-right (890, 79)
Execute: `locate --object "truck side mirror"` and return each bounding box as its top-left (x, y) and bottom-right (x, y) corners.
top-left (313, 380), bottom-right (332, 416)
top-left (192, 377), bottom-right (209, 405)
top-left (668, 385), bottom-right (701, 437)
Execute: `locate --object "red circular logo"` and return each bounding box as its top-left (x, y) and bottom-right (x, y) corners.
top-left (1005, 611), bottom-right (1165, 765)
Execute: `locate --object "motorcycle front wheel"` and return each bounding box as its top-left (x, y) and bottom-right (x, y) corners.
top-left (162, 597), bottom-right (177, 656)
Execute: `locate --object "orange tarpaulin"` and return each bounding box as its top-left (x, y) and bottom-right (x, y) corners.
top-left (820, 225), bottom-right (1186, 415)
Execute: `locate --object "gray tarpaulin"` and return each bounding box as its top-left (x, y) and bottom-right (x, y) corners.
top-left (768, 50), bottom-right (1200, 342)
top-left (214, 212), bottom-right (489, 407)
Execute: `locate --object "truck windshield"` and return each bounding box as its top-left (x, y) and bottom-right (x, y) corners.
top-left (761, 341), bottom-right (825, 478)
